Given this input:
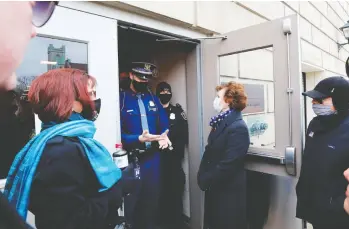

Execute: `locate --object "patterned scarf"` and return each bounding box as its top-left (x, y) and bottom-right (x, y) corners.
top-left (209, 109), bottom-right (233, 130)
top-left (4, 114), bottom-right (121, 219)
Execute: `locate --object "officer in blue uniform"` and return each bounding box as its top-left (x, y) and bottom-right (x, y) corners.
top-left (119, 62), bottom-right (170, 229)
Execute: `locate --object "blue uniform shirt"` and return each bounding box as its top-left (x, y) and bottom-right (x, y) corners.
top-left (120, 89), bottom-right (169, 150)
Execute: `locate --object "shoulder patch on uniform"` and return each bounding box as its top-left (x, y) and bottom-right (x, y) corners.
top-left (176, 103), bottom-right (184, 112)
top-left (181, 111), bottom-right (187, 120)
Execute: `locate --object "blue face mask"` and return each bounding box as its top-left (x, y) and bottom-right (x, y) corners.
top-left (312, 104), bottom-right (337, 116)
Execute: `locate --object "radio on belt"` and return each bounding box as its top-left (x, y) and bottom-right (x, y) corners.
top-left (113, 143), bottom-right (129, 170)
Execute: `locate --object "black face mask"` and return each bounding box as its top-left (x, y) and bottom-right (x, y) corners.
top-left (132, 80), bottom-right (148, 93)
top-left (81, 98), bottom-right (101, 121)
top-left (159, 94), bottom-right (172, 104)
top-left (92, 98), bottom-right (101, 121)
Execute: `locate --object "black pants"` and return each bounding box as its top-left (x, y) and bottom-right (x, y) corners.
top-left (123, 152), bottom-right (161, 229)
top-left (120, 165), bottom-right (142, 227)
top-left (158, 154), bottom-right (185, 229)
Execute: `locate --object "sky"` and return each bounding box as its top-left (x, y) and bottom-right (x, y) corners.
top-left (16, 36), bottom-right (88, 78)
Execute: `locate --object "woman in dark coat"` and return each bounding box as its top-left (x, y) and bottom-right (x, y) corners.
top-left (296, 76), bottom-right (349, 229)
top-left (4, 69), bottom-right (123, 229)
top-left (198, 81), bottom-right (250, 229)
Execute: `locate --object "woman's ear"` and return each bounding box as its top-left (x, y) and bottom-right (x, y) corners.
top-left (72, 101), bottom-right (83, 113)
top-left (223, 97), bottom-right (230, 108)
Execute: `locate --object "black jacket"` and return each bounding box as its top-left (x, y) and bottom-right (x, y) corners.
top-left (0, 192), bottom-right (32, 229)
top-left (198, 110), bottom-right (250, 229)
top-left (0, 92), bottom-right (32, 179)
top-left (296, 114), bottom-right (349, 228)
top-left (164, 103), bottom-right (188, 163)
top-left (29, 136), bottom-right (123, 229)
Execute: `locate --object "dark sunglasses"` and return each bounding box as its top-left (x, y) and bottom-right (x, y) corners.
top-left (32, 1), bottom-right (59, 27)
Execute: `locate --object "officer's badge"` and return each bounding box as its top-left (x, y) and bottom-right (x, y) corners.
top-left (145, 63), bottom-right (151, 71)
top-left (148, 101), bottom-right (157, 111)
top-left (309, 131), bottom-right (314, 138)
top-left (170, 113), bottom-right (176, 120)
top-left (181, 111), bottom-right (187, 120)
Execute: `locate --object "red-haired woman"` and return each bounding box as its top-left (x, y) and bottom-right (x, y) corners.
top-left (198, 81), bottom-right (250, 229)
top-left (4, 69), bottom-right (122, 229)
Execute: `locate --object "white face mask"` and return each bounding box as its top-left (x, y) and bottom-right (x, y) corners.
top-left (213, 97), bottom-right (223, 113)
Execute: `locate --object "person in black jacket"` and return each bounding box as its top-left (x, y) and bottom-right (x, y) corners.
top-left (0, 2), bottom-right (57, 229)
top-left (198, 81), bottom-right (250, 229)
top-left (156, 82), bottom-right (188, 229)
top-left (296, 76), bottom-right (349, 229)
top-left (0, 91), bottom-right (31, 179)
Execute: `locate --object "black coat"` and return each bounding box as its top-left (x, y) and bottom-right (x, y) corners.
top-left (198, 110), bottom-right (250, 229)
top-left (296, 114), bottom-right (349, 228)
top-left (29, 136), bottom-right (123, 229)
top-left (164, 103), bottom-right (188, 164)
top-left (0, 192), bottom-right (32, 229)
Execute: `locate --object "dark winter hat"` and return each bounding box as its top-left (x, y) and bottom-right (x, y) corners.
top-left (156, 82), bottom-right (172, 96)
top-left (303, 76), bottom-right (349, 112)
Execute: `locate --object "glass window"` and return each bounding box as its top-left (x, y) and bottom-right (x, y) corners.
top-left (219, 47), bottom-right (275, 150)
top-left (15, 36), bottom-right (88, 138)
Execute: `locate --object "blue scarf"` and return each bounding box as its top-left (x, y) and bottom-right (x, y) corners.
top-left (209, 109), bottom-right (233, 130)
top-left (4, 113), bottom-right (122, 219)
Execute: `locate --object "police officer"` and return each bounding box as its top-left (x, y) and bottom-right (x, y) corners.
top-left (156, 82), bottom-right (188, 229)
top-left (119, 62), bottom-right (170, 229)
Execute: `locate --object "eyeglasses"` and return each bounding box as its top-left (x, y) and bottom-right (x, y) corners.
top-left (32, 1), bottom-right (58, 27)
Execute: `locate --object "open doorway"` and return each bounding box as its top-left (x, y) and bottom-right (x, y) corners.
top-left (117, 23), bottom-right (197, 225)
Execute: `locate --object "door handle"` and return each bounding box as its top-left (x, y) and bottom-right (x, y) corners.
top-left (283, 19), bottom-right (297, 176)
top-left (285, 146), bottom-right (296, 176)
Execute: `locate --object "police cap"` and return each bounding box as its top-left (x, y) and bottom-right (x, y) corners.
top-left (131, 62), bottom-right (157, 80)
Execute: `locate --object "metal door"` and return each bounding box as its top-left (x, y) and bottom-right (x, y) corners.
top-left (191, 14), bottom-right (304, 229)
top-left (201, 14), bottom-right (303, 177)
